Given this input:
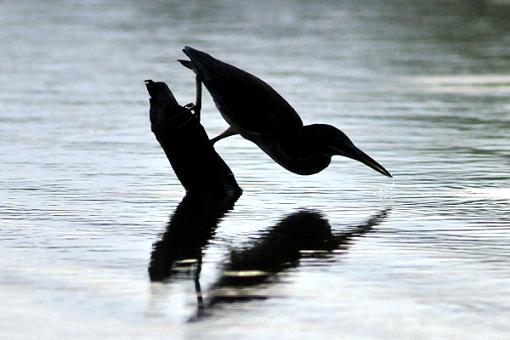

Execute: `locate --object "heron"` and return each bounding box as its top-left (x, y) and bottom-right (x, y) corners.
top-left (179, 46), bottom-right (392, 177)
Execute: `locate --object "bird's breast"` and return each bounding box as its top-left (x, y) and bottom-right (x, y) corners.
top-left (247, 134), bottom-right (331, 175)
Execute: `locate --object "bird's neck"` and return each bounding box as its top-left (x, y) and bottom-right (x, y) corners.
top-left (273, 128), bottom-right (332, 175)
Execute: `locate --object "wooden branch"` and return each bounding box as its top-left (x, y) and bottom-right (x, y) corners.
top-left (145, 80), bottom-right (242, 195)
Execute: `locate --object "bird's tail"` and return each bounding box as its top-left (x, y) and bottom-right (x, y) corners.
top-left (179, 46), bottom-right (215, 71)
top-left (181, 46), bottom-right (225, 81)
top-left (178, 59), bottom-right (194, 70)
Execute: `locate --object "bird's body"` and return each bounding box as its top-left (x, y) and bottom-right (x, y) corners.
top-left (181, 48), bottom-right (302, 138)
top-left (180, 46), bottom-right (392, 177)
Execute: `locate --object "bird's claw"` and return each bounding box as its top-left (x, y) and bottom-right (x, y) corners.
top-left (184, 103), bottom-right (196, 111)
top-left (184, 102), bottom-right (201, 119)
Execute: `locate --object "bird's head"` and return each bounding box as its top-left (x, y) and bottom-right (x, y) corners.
top-left (305, 124), bottom-right (392, 178)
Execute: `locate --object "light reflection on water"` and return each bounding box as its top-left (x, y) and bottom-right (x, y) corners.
top-left (1, 0), bottom-right (510, 339)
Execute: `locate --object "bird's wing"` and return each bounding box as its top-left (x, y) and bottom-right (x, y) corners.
top-left (181, 47), bottom-right (303, 136)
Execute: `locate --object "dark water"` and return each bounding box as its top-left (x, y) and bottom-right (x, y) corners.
top-left (1, 0), bottom-right (510, 338)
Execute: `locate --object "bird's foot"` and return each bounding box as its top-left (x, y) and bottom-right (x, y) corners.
top-left (184, 103), bottom-right (201, 121)
top-left (184, 102), bottom-right (195, 111)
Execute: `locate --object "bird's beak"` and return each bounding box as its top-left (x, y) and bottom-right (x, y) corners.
top-left (334, 144), bottom-right (392, 178)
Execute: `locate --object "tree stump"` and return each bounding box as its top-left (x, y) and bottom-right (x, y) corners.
top-left (145, 80), bottom-right (242, 195)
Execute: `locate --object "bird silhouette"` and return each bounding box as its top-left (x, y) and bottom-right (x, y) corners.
top-left (179, 46), bottom-right (392, 177)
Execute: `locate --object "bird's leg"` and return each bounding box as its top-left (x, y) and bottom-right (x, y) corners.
top-left (194, 75), bottom-right (202, 120)
top-left (210, 126), bottom-right (239, 144)
top-left (183, 76), bottom-right (202, 120)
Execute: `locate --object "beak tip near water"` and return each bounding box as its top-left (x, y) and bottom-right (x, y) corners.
top-left (348, 146), bottom-right (393, 178)
top-left (382, 169), bottom-right (393, 178)
top-left (366, 161), bottom-right (392, 178)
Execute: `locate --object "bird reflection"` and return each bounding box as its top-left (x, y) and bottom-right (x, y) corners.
top-left (149, 194), bottom-right (389, 321)
top-left (199, 208), bottom-right (389, 319)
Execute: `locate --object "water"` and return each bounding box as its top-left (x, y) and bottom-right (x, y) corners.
top-left (1, 0), bottom-right (510, 338)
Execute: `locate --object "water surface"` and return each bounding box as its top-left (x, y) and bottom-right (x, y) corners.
top-left (1, 1), bottom-right (510, 339)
